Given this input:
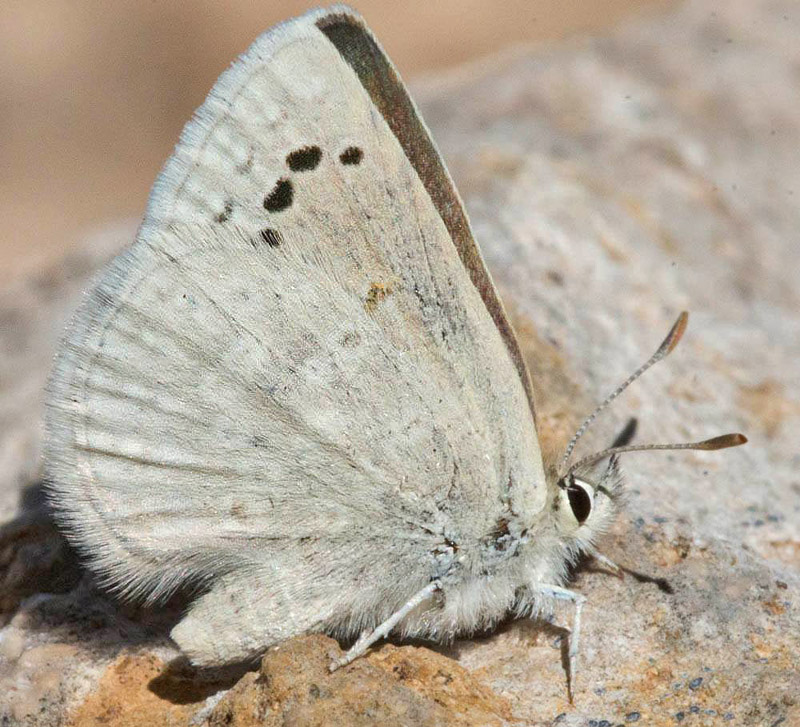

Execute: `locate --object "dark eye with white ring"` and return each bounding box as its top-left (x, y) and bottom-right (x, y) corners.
top-left (567, 480), bottom-right (593, 524)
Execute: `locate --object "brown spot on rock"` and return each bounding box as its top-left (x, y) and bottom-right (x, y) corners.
top-left (762, 595), bottom-right (786, 616)
top-left (546, 269), bottom-right (565, 286)
top-left (477, 146), bottom-right (524, 177)
top-left (739, 378), bottom-right (799, 438)
top-left (764, 538), bottom-right (800, 565)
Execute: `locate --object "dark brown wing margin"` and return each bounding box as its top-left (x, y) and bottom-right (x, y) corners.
top-left (316, 9), bottom-right (537, 422)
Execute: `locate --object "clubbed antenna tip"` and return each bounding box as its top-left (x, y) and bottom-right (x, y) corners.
top-left (660, 311), bottom-right (689, 356)
top-left (695, 433), bottom-right (748, 450)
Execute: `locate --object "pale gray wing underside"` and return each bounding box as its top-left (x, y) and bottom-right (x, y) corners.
top-left (44, 6), bottom-right (546, 663)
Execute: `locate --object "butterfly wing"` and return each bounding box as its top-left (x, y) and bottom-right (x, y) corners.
top-left (44, 6), bottom-right (546, 664)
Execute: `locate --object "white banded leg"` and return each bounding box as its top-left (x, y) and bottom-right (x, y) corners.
top-left (538, 584), bottom-right (586, 703)
top-left (330, 581), bottom-right (441, 671)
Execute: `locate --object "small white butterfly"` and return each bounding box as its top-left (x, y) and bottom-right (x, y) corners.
top-left (43, 5), bottom-right (746, 701)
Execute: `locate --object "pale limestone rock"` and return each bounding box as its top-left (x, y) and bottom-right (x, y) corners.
top-left (1, 0), bottom-right (798, 724)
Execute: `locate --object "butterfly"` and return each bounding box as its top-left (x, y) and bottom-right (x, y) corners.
top-left (43, 5), bottom-right (745, 701)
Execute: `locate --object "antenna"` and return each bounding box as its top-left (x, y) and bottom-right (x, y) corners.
top-left (558, 312), bottom-right (689, 476)
top-left (566, 433), bottom-right (747, 476)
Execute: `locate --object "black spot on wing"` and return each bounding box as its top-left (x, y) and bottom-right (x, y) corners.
top-left (215, 200), bottom-right (233, 223)
top-left (286, 146), bottom-right (322, 171)
top-left (264, 179), bottom-right (293, 212)
top-left (253, 228), bottom-right (283, 248)
top-left (339, 146), bottom-right (363, 165)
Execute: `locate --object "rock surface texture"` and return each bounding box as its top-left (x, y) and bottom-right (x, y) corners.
top-left (1, 0), bottom-right (798, 725)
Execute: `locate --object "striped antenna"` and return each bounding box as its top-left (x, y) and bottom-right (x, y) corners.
top-left (558, 312), bottom-right (689, 477)
top-left (565, 433), bottom-right (747, 476)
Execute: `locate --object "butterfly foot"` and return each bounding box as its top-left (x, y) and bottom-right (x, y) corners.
top-left (328, 647), bottom-right (355, 672)
top-left (588, 546), bottom-right (625, 579)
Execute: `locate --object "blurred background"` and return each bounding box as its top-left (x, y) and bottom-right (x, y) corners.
top-left (1, 0), bottom-right (674, 285)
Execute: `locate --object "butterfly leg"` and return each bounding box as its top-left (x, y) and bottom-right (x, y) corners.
top-left (587, 546), bottom-right (624, 578)
top-left (537, 584), bottom-right (586, 704)
top-left (329, 580), bottom-right (441, 672)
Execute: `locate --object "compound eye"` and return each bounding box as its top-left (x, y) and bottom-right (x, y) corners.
top-left (567, 480), bottom-right (593, 524)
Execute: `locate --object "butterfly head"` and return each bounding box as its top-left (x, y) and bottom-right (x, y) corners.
top-left (548, 312), bottom-right (746, 556)
top-left (552, 455), bottom-right (625, 550)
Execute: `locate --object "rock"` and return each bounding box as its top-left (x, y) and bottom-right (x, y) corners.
top-left (205, 635), bottom-right (511, 727)
top-left (67, 652), bottom-right (233, 727)
top-left (1, 0), bottom-right (799, 725)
